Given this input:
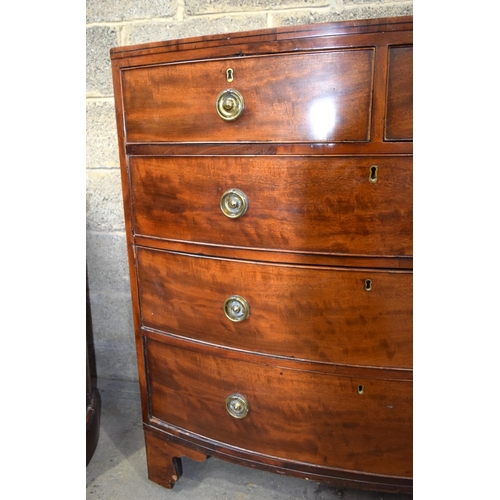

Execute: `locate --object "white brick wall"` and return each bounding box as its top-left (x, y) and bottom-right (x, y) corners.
top-left (85, 0), bottom-right (413, 382)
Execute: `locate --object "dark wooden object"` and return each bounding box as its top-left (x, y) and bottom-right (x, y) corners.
top-left (110, 16), bottom-right (413, 493)
top-left (86, 349), bottom-right (101, 465)
top-left (86, 271), bottom-right (100, 465)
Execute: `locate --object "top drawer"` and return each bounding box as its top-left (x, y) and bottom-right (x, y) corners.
top-left (121, 49), bottom-right (374, 143)
top-left (385, 45), bottom-right (413, 141)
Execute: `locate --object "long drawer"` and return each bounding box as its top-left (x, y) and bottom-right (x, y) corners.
top-left (121, 49), bottom-right (374, 143)
top-left (129, 155), bottom-right (412, 257)
top-left (146, 337), bottom-right (413, 477)
top-left (137, 247), bottom-right (412, 369)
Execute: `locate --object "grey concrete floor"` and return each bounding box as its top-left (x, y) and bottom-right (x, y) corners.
top-left (86, 379), bottom-right (413, 500)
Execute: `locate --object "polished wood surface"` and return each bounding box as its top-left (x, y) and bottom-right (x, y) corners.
top-left (133, 236), bottom-right (413, 270)
top-left (386, 45), bottom-right (413, 141)
top-left (144, 428), bottom-right (207, 489)
top-left (137, 247), bottom-right (412, 369)
top-left (111, 15), bottom-right (413, 494)
top-left (122, 49), bottom-right (374, 143)
top-left (129, 155), bottom-right (412, 257)
top-left (146, 338), bottom-right (412, 477)
top-left (144, 422), bottom-right (412, 493)
top-left (110, 16), bottom-right (413, 60)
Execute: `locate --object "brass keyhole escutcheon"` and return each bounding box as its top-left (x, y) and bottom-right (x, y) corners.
top-left (369, 165), bottom-right (378, 183)
top-left (224, 295), bottom-right (250, 322)
top-left (226, 68), bottom-right (234, 82)
top-left (364, 279), bottom-right (372, 291)
top-left (216, 88), bottom-right (244, 121)
top-left (358, 385), bottom-right (365, 395)
top-left (226, 394), bottom-right (249, 418)
top-left (220, 188), bottom-right (248, 218)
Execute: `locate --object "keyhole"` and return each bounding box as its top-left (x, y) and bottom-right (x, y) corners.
top-left (358, 385), bottom-right (364, 395)
top-left (226, 68), bottom-right (234, 82)
top-left (364, 279), bottom-right (372, 291)
top-left (369, 165), bottom-right (378, 183)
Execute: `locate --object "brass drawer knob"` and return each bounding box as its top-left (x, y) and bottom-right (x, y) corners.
top-left (226, 394), bottom-right (249, 419)
top-left (216, 88), bottom-right (244, 121)
top-left (220, 188), bottom-right (248, 218)
top-left (223, 295), bottom-right (250, 322)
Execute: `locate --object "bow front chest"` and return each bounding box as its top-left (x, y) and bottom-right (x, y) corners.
top-left (110, 16), bottom-right (413, 494)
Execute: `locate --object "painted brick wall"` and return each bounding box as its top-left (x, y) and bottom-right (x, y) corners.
top-left (86, 0), bottom-right (413, 382)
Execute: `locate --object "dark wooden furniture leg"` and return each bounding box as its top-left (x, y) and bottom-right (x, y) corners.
top-left (144, 429), bottom-right (208, 488)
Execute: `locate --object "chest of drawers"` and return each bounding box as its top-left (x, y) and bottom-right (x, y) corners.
top-left (110, 16), bottom-right (413, 494)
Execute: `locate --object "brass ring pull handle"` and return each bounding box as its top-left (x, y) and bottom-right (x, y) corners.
top-left (226, 394), bottom-right (249, 419)
top-left (223, 295), bottom-right (250, 322)
top-left (220, 188), bottom-right (248, 219)
top-left (216, 89), bottom-right (244, 121)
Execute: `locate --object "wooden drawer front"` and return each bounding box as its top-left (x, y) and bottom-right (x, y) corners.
top-left (385, 45), bottom-right (413, 141)
top-left (146, 338), bottom-right (413, 477)
top-left (129, 155), bottom-right (412, 257)
top-left (137, 248), bottom-right (412, 369)
top-left (121, 49), bottom-right (374, 143)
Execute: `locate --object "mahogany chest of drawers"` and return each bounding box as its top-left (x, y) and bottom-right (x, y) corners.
top-left (110, 16), bottom-right (413, 494)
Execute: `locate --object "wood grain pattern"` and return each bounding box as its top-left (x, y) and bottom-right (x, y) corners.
top-left (385, 45), bottom-right (413, 141)
top-left (111, 15), bottom-right (413, 493)
top-left (110, 17), bottom-right (413, 61)
top-left (133, 236), bottom-right (413, 270)
top-left (146, 337), bottom-right (413, 477)
top-left (144, 423), bottom-right (412, 493)
top-left (121, 49), bottom-right (374, 143)
top-left (129, 155), bottom-right (412, 257)
top-left (144, 429), bottom-right (207, 489)
top-left (137, 247), bottom-right (413, 369)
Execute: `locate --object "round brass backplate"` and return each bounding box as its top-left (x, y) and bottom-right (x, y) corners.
top-left (226, 393), bottom-right (249, 419)
top-left (216, 88), bottom-right (245, 121)
top-left (220, 188), bottom-right (248, 219)
top-left (223, 295), bottom-right (250, 322)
